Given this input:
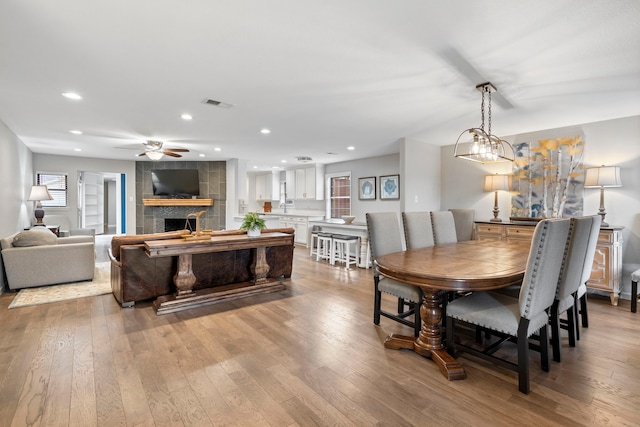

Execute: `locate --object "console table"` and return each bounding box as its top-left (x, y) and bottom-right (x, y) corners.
top-left (145, 232), bottom-right (293, 314)
top-left (475, 221), bottom-right (624, 305)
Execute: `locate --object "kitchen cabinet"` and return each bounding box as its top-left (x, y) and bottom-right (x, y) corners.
top-left (255, 173), bottom-right (273, 201)
top-left (279, 216), bottom-right (310, 246)
top-left (292, 165), bottom-right (325, 200)
top-left (474, 221), bottom-right (623, 305)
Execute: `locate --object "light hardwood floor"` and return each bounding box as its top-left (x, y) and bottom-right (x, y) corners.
top-left (0, 246), bottom-right (639, 426)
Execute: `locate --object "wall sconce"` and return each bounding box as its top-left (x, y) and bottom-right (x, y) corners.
top-left (584, 165), bottom-right (622, 227)
top-left (484, 174), bottom-right (512, 222)
top-left (28, 185), bottom-right (53, 224)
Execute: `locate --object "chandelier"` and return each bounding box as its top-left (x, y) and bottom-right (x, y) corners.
top-left (453, 82), bottom-right (514, 163)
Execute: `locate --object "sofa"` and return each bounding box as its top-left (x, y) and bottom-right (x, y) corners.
top-left (1, 227), bottom-right (96, 290)
top-left (108, 228), bottom-right (295, 307)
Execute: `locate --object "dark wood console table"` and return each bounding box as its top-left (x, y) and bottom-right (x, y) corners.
top-left (145, 232), bottom-right (293, 314)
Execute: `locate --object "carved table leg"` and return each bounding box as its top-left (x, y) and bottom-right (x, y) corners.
top-left (385, 288), bottom-right (466, 381)
top-left (174, 253), bottom-right (196, 298)
top-left (251, 247), bottom-right (270, 284)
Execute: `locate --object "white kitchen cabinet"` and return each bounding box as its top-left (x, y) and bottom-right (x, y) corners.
top-left (255, 173), bottom-right (272, 200)
top-left (293, 165), bottom-right (325, 200)
top-left (279, 216), bottom-right (309, 246)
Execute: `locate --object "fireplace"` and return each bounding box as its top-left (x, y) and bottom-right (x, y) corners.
top-left (165, 218), bottom-right (196, 232)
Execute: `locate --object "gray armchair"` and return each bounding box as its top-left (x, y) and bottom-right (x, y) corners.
top-left (446, 218), bottom-right (571, 394)
top-left (39, 214), bottom-right (95, 238)
top-left (367, 212), bottom-right (423, 337)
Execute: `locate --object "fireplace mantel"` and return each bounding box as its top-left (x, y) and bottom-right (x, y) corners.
top-left (143, 198), bottom-right (214, 207)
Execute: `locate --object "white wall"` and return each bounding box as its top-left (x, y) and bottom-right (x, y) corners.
top-left (33, 154), bottom-right (137, 234)
top-left (441, 115), bottom-right (640, 298)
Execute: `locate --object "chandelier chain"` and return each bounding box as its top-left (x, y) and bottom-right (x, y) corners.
top-left (488, 89), bottom-right (492, 137)
top-left (480, 88), bottom-right (486, 131)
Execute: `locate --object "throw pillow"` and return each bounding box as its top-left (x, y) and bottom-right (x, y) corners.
top-left (12, 227), bottom-right (57, 247)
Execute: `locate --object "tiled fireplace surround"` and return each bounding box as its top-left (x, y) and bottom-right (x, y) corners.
top-left (135, 161), bottom-right (227, 234)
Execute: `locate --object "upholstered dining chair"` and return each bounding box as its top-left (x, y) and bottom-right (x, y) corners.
top-left (402, 211), bottom-right (434, 249)
top-left (366, 212), bottom-right (423, 337)
top-left (430, 211), bottom-right (458, 244)
top-left (449, 208), bottom-right (475, 241)
top-left (550, 215), bottom-right (601, 362)
top-left (445, 218), bottom-right (571, 394)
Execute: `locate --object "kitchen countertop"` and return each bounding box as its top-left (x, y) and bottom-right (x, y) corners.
top-left (309, 219), bottom-right (367, 229)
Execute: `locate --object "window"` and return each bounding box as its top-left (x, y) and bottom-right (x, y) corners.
top-left (37, 173), bottom-right (68, 207)
top-left (327, 172), bottom-right (351, 218)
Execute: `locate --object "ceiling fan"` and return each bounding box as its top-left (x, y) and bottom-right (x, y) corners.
top-left (138, 140), bottom-right (189, 160)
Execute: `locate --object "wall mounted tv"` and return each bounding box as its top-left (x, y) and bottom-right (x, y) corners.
top-left (151, 169), bottom-right (200, 198)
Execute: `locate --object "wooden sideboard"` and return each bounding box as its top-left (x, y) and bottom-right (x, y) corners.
top-left (475, 221), bottom-right (624, 305)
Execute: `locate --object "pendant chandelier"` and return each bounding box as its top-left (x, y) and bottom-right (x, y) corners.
top-left (453, 82), bottom-right (514, 163)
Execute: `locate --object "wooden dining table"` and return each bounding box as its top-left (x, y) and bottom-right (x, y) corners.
top-left (375, 239), bottom-right (532, 380)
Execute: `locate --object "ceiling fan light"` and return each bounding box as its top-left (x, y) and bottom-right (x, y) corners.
top-left (146, 151), bottom-right (164, 160)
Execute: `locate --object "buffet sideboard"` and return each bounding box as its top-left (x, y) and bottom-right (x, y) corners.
top-left (475, 221), bottom-right (623, 305)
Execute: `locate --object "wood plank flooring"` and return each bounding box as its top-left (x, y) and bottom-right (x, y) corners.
top-left (1, 245), bottom-right (639, 426)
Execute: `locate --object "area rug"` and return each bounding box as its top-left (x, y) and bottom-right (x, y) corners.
top-left (8, 262), bottom-right (111, 309)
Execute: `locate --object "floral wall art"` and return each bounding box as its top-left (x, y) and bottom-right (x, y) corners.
top-left (510, 136), bottom-right (585, 218)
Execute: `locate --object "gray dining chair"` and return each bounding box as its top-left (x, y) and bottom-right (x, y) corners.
top-left (449, 208), bottom-right (475, 241)
top-left (402, 211), bottom-right (434, 249)
top-left (430, 211), bottom-right (458, 244)
top-left (366, 212), bottom-right (423, 337)
top-left (445, 218), bottom-right (571, 394)
top-left (550, 215), bottom-right (601, 362)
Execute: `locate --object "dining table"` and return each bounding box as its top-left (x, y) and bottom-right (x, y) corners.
top-left (375, 239), bottom-right (532, 380)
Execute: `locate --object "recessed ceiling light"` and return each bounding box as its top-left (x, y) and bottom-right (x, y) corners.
top-left (69, 130), bottom-right (82, 135)
top-left (62, 92), bottom-right (82, 100)
top-left (347, 146), bottom-right (355, 150)
top-left (271, 166), bottom-right (280, 169)
top-left (281, 160), bottom-right (287, 163)
top-left (214, 147), bottom-right (222, 152)
top-left (181, 113), bottom-right (192, 120)
top-left (260, 128), bottom-right (271, 134)
top-left (253, 165), bottom-right (258, 169)
top-left (199, 153), bottom-right (205, 157)
top-left (74, 148), bottom-right (82, 152)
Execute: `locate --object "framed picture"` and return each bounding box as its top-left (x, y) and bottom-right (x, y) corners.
top-left (358, 177), bottom-right (376, 200)
top-left (380, 174), bottom-right (400, 200)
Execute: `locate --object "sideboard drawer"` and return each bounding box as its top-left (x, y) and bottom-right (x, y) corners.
top-left (475, 224), bottom-right (504, 240)
top-left (505, 226), bottom-right (535, 242)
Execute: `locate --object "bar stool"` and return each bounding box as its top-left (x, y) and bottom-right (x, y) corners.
top-left (331, 234), bottom-right (359, 269)
top-left (309, 225), bottom-right (322, 258)
top-left (316, 232), bottom-right (333, 262)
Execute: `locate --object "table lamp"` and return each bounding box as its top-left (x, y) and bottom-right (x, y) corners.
top-left (484, 174), bottom-right (512, 222)
top-left (28, 185), bottom-right (53, 224)
top-left (584, 165), bottom-right (621, 227)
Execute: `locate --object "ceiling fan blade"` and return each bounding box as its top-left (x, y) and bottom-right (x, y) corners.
top-left (137, 152), bottom-right (147, 157)
top-left (163, 151), bottom-right (182, 158)
top-left (165, 148), bottom-right (189, 153)
top-left (440, 47), bottom-right (515, 109)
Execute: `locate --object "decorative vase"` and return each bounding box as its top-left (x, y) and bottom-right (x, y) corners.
top-left (247, 227), bottom-right (261, 237)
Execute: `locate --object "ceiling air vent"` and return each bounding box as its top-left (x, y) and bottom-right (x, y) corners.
top-left (296, 156), bottom-right (313, 163)
top-left (202, 98), bottom-right (234, 108)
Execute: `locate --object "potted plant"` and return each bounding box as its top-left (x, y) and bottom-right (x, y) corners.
top-left (240, 212), bottom-right (266, 237)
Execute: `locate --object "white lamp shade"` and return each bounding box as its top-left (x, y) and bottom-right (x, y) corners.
top-left (146, 151), bottom-right (164, 160)
top-left (484, 174), bottom-right (512, 192)
top-left (584, 166), bottom-right (622, 188)
top-left (28, 185), bottom-right (53, 201)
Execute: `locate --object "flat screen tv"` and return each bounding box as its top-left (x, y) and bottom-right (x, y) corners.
top-left (151, 169), bottom-right (200, 198)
